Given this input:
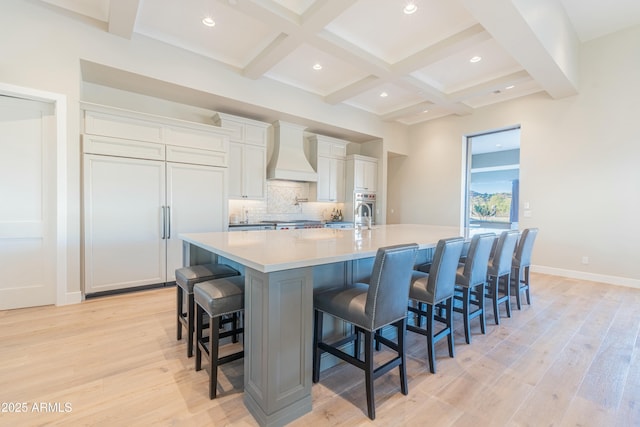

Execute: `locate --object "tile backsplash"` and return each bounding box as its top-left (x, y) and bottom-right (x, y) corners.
top-left (229, 180), bottom-right (343, 223)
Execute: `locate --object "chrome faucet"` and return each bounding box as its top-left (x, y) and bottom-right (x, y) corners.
top-left (354, 202), bottom-right (372, 230)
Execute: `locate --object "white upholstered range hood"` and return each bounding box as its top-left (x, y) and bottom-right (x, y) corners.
top-left (267, 121), bottom-right (318, 182)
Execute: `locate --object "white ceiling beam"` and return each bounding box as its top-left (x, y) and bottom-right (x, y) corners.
top-left (396, 76), bottom-right (450, 105)
top-left (321, 24), bottom-right (493, 109)
top-left (228, 0), bottom-right (299, 30)
top-left (240, 0), bottom-right (492, 117)
top-left (442, 104), bottom-right (473, 116)
top-left (312, 30), bottom-right (391, 77)
top-left (380, 102), bottom-right (435, 121)
top-left (324, 75), bottom-right (382, 105)
top-left (392, 24), bottom-right (491, 74)
top-left (448, 70), bottom-right (532, 102)
top-left (241, 0), bottom-right (357, 79)
top-left (108, 0), bottom-right (141, 39)
top-left (243, 33), bottom-right (300, 79)
top-left (459, 0), bottom-right (579, 98)
top-left (300, 0), bottom-right (358, 32)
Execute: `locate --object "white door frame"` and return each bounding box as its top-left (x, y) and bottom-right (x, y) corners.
top-left (0, 82), bottom-right (69, 305)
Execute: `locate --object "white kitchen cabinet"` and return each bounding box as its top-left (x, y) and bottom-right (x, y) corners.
top-left (165, 162), bottom-right (227, 282)
top-left (309, 135), bottom-right (348, 202)
top-left (83, 153), bottom-right (227, 294)
top-left (213, 112), bottom-right (269, 200)
top-left (83, 154), bottom-right (167, 293)
top-left (83, 104), bottom-right (229, 154)
top-left (347, 154), bottom-right (378, 192)
top-left (82, 105), bottom-right (229, 295)
top-left (228, 141), bottom-right (267, 199)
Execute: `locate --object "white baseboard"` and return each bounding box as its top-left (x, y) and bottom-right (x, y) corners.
top-left (57, 291), bottom-right (83, 306)
top-left (533, 265), bottom-right (640, 289)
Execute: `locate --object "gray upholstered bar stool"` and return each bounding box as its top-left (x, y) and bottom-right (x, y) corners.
top-left (453, 233), bottom-right (495, 344)
top-left (194, 275), bottom-right (245, 399)
top-left (485, 230), bottom-right (519, 324)
top-left (407, 237), bottom-right (465, 374)
top-left (511, 228), bottom-right (539, 309)
top-left (176, 263), bottom-right (240, 357)
top-left (313, 243), bottom-right (418, 420)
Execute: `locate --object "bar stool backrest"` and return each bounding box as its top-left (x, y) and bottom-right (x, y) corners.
top-left (514, 228), bottom-right (539, 268)
top-left (428, 237), bottom-right (465, 303)
top-left (463, 233), bottom-right (496, 287)
top-left (365, 243), bottom-right (419, 331)
top-left (490, 230), bottom-right (519, 277)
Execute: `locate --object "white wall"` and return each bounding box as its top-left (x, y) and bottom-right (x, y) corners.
top-left (391, 25), bottom-right (640, 286)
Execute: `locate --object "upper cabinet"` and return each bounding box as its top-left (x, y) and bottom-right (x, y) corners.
top-left (213, 112), bottom-right (269, 200)
top-left (308, 135), bottom-right (348, 202)
top-left (83, 104), bottom-right (229, 157)
top-left (347, 154), bottom-right (378, 192)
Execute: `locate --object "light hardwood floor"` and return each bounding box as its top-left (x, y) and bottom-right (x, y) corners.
top-left (1, 273), bottom-right (639, 426)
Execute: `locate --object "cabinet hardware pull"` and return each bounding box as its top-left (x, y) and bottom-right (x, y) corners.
top-left (167, 206), bottom-right (171, 239)
top-left (161, 206), bottom-right (166, 239)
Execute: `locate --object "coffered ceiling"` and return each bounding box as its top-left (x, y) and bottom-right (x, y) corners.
top-left (39, 0), bottom-right (640, 125)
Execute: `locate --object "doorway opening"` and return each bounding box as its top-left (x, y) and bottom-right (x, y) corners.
top-left (464, 126), bottom-right (520, 232)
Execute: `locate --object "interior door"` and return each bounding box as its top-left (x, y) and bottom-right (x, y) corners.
top-left (83, 154), bottom-right (166, 294)
top-left (0, 95), bottom-right (56, 309)
top-left (165, 162), bottom-right (227, 281)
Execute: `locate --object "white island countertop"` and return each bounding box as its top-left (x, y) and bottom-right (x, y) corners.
top-left (181, 224), bottom-right (463, 273)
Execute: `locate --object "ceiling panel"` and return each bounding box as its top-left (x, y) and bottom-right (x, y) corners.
top-left (325, 0), bottom-right (477, 64)
top-left (560, 0), bottom-right (640, 42)
top-left (272, 0), bottom-right (316, 15)
top-left (412, 38), bottom-right (523, 94)
top-left (462, 79), bottom-right (542, 109)
top-left (135, 0), bottom-right (280, 68)
top-left (41, 0), bottom-right (110, 21)
top-left (344, 82), bottom-right (426, 115)
top-left (264, 43), bottom-right (370, 96)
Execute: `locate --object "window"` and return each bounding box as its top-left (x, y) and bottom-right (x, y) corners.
top-left (464, 127), bottom-right (520, 232)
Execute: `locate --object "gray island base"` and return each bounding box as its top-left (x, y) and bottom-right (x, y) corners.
top-left (181, 224), bottom-right (462, 426)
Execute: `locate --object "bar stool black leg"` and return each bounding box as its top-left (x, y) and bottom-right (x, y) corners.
top-left (177, 286), bottom-right (183, 341)
top-left (195, 304), bottom-right (204, 371)
top-left (187, 293), bottom-right (195, 357)
top-left (397, 318), bottom-right (408, 395)
top-left (209, 315), bottom-right (220, 399)
top-left (312, 310), bottom-right (323, 383)
top-left (232, 312), bottom-right (239, 343)
top-left (364, 330), bottom-right (375, 420)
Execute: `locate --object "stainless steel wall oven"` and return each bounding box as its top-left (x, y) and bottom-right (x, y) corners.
top-left (354, 192), bottom-right (376, 226)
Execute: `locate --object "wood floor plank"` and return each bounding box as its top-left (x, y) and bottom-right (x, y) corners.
top-left (616, 326), bottom-right (640, 426)
top-left (1, 273), bottom-right (639, 426)
top-left (576, 294), bottom-right (640, 410)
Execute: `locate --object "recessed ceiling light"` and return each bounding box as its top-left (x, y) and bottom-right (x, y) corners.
top-left (469, 56), bottom-right (482, 63)
top-left (313, 63), bottom-right (322, 71)
top-left (380, 92), bottom-right (388, 98)
top-left (202, 16), bottom-right (215, 27)
top-left (403, 2), bottom-right (417, 14)
top-left (505, 85), bottom-right (515, 90)
top-left (422, 109), bottom-right (429, 113)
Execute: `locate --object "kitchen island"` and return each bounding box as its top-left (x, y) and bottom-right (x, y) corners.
top-left (180, 224), bottom-right (462, 426)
